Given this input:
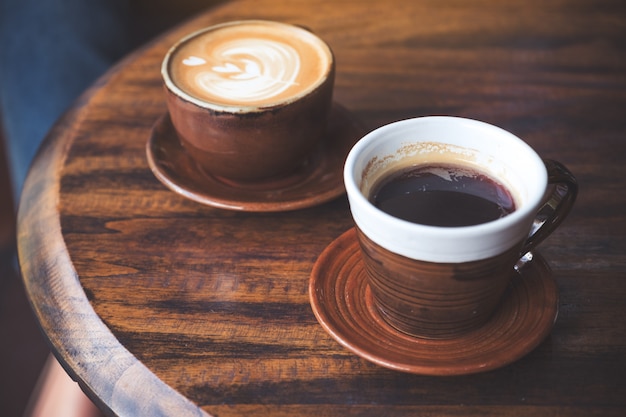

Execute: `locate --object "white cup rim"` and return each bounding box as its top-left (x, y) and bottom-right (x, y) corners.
top-left (343, 116), bottom-right (547, 263)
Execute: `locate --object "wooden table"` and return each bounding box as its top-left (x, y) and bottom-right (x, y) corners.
top-left (18, 0), bottom-right (626, 416)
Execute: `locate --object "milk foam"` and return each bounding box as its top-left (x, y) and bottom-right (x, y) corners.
top-left (167, 22), bottom-right (331, 107)
top-left (185, 38), bottom-right (301, 103)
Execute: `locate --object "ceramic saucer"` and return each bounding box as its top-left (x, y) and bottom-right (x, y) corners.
top-left (309, 228), bottom-right (559, 376)
top-left (146, 103), bottom-right (366, 212)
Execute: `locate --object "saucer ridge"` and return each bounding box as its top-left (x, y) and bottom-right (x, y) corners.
top-left (309, 228), bottom-right (558, 375)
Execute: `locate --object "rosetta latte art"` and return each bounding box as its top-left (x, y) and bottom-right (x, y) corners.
top-left (181, 38), bottom-right (301, 103)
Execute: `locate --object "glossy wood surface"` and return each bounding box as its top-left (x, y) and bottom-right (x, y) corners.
top-left (17, 0), bottom-right (626, 416)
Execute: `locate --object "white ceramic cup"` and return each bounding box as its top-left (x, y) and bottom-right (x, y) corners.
top-left (344, 116), bottom-right (577, 338)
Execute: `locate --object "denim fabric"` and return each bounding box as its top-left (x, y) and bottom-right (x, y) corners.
top-left (0, 0), bottom-right (131, 198)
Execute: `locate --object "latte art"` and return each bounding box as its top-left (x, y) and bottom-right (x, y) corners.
top-left (183, 38), bottom-right (301, 103)
top-left (166, 21), bottom-right (332, 108)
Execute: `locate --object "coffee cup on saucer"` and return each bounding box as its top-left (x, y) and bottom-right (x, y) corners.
top-left (343, 116), bottom-right (578, 339)
top-left (161, 20), bottom-right (335, 183)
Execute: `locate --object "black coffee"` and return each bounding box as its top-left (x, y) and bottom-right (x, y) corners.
top-left (370, 163), bottom-right (516, 227)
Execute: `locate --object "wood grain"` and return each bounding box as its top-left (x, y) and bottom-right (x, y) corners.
top-left (17, 0), bottom-right (626, 416)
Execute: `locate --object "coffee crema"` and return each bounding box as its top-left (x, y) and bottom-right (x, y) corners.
top-left (167, 21), bottom-right (333, 107)
top-left (370, 163), bottom-right (516, 227)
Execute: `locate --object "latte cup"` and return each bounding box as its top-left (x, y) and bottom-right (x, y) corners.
top-left (162, 20), bottom-right (335, 182)
top-left (344, 116), bottom-right (578, 339)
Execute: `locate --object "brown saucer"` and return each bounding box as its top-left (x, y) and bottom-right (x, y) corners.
top-left (146, 103), bottom-right (366, 212)
top-left (309, 228), bottom-right (559, 376)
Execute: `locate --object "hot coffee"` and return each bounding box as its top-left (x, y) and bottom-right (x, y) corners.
top-left (167, 21), bottom-right (333, 107)
top-left (370, 163), bottom-right (516, 227)
top-left (162, 20), bottom-right (336, 181)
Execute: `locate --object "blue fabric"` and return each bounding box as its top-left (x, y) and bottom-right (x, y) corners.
top-left (0, 0), bottom-right (131, 198)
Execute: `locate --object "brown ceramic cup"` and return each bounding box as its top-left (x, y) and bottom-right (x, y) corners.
top-left (161, 20), bottom-right (335, 182)
top-left (344, 117), bottom-right (578, 339)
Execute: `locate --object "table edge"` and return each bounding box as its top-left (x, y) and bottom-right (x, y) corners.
top-left (16, 42), bottom-right (211, 417)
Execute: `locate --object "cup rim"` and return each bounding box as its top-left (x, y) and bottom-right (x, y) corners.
top-left (343, 116), bottom-right (548, 263)
top-left (161, 19), bottom-right (334, 113)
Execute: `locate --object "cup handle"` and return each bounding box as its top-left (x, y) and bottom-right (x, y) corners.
top-left (518, 159), bottom-right (578, 258)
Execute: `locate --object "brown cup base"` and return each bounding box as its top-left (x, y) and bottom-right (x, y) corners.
top-left (146, 103), bottom-right (365, 211)
top-left (309, 228), bottom-right (559, 375)
top-left (373, 301), bottom-right (497, 340)
top-left (356, 227), bottom-right (522, 340)
top-left (201, 156), bottom-right (315, 191)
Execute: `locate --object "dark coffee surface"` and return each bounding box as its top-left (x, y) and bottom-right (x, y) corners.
top-left (371, 164), bottom-right (516, 227)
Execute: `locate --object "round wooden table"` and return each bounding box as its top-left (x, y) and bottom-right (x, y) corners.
top-left (18, 0), bottom-right (626, 416)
